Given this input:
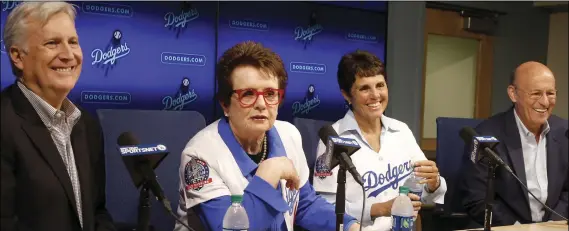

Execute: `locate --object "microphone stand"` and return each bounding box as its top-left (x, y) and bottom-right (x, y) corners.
top-left (483, 160), bottom-right (498, 231)
top-left (137, 182), bottom-right (152, 231)
top-left (336, 160), bottom-right (347, 231)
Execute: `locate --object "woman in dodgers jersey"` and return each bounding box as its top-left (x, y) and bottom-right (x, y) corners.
top-left (174, 41), bottom-right (361, 231)
top-left (312, 50), bottom-right (447, 231)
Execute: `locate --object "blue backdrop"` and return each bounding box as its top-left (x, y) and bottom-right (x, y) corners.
top-left (217, 1), bottom-right (386, 122)
top-left (0, 1), bottom-right (386, 230)
top-left (1, 1), bottom-right (386, 124)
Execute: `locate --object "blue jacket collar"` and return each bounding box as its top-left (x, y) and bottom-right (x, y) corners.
top-left (218, 119), bottom-right (287, 178)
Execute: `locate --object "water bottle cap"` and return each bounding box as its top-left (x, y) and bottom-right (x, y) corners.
top-left (399, 186), bottom-right (409, 195)
top-left (231, 195), bottom-right (243, 203)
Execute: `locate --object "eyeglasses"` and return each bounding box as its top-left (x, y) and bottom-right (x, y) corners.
top-left (233, 88), bottom-right (284, 107)
top-left (514, 86), bottom-right (557, 101)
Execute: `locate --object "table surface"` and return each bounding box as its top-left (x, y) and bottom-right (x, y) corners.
top-left (457, 221), bottom-right (568, 231)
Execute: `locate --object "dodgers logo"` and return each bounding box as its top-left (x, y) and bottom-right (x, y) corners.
top-left (91, 30), bottom-right (131, 76)
top-left (162, 77), bottom-right (199, 111)
top-left (184, 158), bottom-right (212, 191)
top-left (164, 2), bottom-right (199, 38)
top-left (294, 11), bottom-right (322, 49)
top-left (292, 84), bottom-right (320, 116)
top-left (1, 0), bottom-right (20, 12)
top-left (362, 160), bottom-right (413, 198)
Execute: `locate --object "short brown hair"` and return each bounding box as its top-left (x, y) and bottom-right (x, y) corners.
top-left (216, 41), bottom-right (288, 106)
top-left (337, 50), bottom-right (386, 96)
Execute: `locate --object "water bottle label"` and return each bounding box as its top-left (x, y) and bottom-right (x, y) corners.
top-left (410, 190), bottom-right (422, 199)
top-left (392, 215), bottom-right (413, 231)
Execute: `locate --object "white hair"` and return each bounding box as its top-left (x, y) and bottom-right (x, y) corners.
top-left (3, 2), bottom-right (78, 77)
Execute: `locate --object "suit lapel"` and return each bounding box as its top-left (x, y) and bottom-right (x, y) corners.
top-left (72, 121), bottom-right (93, 230)
top-left (10, 84), bottom-right (83, 225)
top-left (21, 122), bottom-right (79, 214)
top-left (503, 109), bottom-right (531, 211)
top-left (545, 130), bottom-right (562, 216)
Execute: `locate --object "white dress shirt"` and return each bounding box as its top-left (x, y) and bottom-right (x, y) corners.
top-left (513, 111), bottom-right (549, 222)
top-left (312, 110), bottom-right (447, 231)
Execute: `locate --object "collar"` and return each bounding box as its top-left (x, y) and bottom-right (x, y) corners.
top-left (513, 109), bottom-right (550, 137)
top-left (218, 118), bottom-right (287, 178)
top-left (337, 110), bottom-right (400, 136)
top-left (17, 81), bottom-right (81, 127)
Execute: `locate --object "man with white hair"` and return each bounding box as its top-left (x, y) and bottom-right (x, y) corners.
top-left (0, 2), bottom-right (116, 231)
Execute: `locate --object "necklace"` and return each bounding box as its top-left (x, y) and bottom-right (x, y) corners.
top-left (259, 135), bottom-right (267, 162)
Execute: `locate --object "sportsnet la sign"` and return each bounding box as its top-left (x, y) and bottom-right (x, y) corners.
top-left (330, 136), bottom-right (360, 147)
top-left (119, 144), bottom-right (168, 156)
top-left (474, 136), bottom-right (498, 142)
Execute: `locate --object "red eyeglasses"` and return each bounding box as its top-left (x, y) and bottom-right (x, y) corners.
top-left (233, 88), bottom-right (284, 107)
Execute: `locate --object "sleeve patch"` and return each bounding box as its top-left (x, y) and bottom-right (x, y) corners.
top-left (314, 153), bottom-right (333, 179)
top-left (184, 158), bottom-right (213, 191)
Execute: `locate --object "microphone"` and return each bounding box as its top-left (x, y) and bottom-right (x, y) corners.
top-left (459, 127), bottom-right (568, 225)
top-left (459, 127), bottom-right (513, 174)
top-left (117, 132), bottom-right (197, 231)
top-left (117, 132), bottom-right (171, 210)
top-left (318, 125), bottom-right (363, 186)
top-left (319, 125), bottom-right (365, 231)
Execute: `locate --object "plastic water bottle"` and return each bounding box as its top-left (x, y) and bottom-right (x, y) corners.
top-left (222, 195), bottom-right (249, 231)
top-left (391, 186), bottom-right (414, 231)
top-left (404, 173), bottom-right (424, 200)
top-left (403, 174), bottom-right (424, 231)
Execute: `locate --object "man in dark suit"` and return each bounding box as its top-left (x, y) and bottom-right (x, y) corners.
top-left (1, 2), bottom-right (115, 231)
top-left (461, 61), bottom-right (568, 226)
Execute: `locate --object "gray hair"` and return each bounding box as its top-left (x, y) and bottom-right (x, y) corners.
top-left (3, 2), bottom-right (78, 78)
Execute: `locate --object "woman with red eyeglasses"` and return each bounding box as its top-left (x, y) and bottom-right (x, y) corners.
top-left (174, 41), bottom-right (360, 231)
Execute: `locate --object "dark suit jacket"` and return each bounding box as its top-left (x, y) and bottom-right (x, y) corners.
top-left (461, 107), bottom-right (568, 226)
top-left (0, 83), bottom-right (116, 231)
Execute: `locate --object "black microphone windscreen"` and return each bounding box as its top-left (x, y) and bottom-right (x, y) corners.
top-left (318, 125), bottom-right (338, 144)
top-left (117, 132), bottom-right (139, 146)
top-left (459, 127), bottom-right (477, 143)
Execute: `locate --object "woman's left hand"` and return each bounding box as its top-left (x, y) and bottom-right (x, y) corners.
top-left (413, 160), bottom-right (440, 192)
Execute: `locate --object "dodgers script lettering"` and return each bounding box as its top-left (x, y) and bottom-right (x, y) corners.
top-left (292, 95), bottom-right (320, 115)
top-left (1, 1), bottom-right (20, 12)
top-left (164, 8), bottom-right (199, 28)
top-left (362, 160), bottom-right (413, 198)
top-left (294, 24), bottom-right (323, 41)
top-left (91, 43), bottom-right (131, 65)
top-left (162, 89), bottom-right (198, 110)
